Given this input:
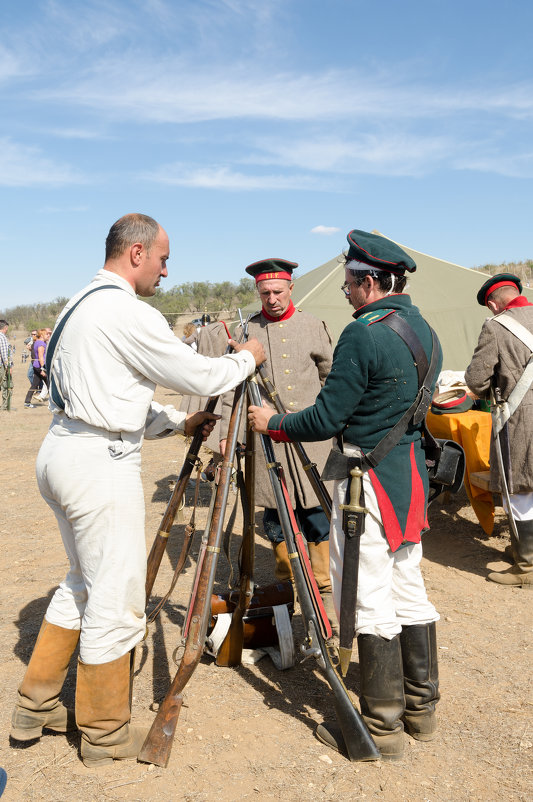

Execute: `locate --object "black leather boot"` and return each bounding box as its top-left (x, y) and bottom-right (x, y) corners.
top-left (400, 622), bottom-right (440, 741)
top-left (357, 633), bottom-right (405, 760)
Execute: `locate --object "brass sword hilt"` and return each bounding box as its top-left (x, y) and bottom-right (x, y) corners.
top-left (339, 466), bottom-right (368, 515)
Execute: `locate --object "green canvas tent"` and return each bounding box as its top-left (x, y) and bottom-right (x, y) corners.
top-left (241, 231), bottom-right (533, 370)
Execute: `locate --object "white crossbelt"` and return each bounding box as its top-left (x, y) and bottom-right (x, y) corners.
top-left (491, 312), bottom-right (533, 435)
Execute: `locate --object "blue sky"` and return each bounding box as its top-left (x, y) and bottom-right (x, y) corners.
top-left (2, 0), bottom-right (532, 308)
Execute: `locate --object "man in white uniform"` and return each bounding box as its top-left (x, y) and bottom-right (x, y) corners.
top-left (10, 213), bottom-right (265, 767)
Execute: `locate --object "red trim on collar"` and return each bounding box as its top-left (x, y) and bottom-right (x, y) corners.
top-left (262, 301), bottom-right (296, 322)
top-left (353, 294), bottom-right (407, 318)
top-left (504, 295), bottom-right (533, 309)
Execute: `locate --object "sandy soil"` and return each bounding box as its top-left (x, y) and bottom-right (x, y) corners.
top-left (0, 352), bottom-right (531, 802)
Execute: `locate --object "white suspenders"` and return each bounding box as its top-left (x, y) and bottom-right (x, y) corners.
top-left (491, 312), bottom-right (533, 435)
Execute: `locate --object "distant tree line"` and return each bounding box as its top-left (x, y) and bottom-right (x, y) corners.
top-left (1, 279), bottom-right (257, 330)
top-left (472, 260), bottom-right (533, 287)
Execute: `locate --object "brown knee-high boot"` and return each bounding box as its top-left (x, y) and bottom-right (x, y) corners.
top-left (488, 520), bottom-right (533, 587)
top-left (272, 541), bottom-right (293, 582)
top-left (75, 652), bottom-right (148, 768)
top-left (400, 622), bottom-right (440, 741)
top-left (308, 541), bottom-right (337, 628)
top-left (11, 619), bottom-right (80, 741)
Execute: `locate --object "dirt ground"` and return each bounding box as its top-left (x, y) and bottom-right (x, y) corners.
top-left (0, 350), bottom-right (531, 802)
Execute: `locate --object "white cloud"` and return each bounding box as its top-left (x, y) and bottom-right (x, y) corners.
top-left (34, 56), bottom-right (533, 126)
top-left (0, 44), bottom-right (29, 83)
top-left (0, 138), bottom-right (88, 187)
top-left (250, 133), bottom-right (458, 177)
top-left (311, 226), bottom-right (340, 236)
top-left (143, 163), bottom-right (329, 191)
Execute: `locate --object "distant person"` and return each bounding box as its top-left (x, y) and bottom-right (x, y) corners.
top-left (24, 328), bottom-right (48, 408)
top-left (25, 330), bottom-right (39, 384)
top-left (22, 334), bottom-right (32, 363)
top-left (10, 213), bottom-right (265, 768)
top-left (0, 319), bottom-right (13, 410)
top-left (465, 274), bottom-right (533, 588)
top-left (181, 321), bottom-right (198, 351)
top-left (35, 329), bottom-right (52, 401)
top-left (219, 258), bottom-right (334, 619)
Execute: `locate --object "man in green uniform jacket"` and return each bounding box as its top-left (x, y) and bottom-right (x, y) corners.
top-left (249, 229), bottom-right (442, 761)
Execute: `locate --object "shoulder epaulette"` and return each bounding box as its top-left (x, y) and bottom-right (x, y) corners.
top-left (357, 309), bottom-right (395, 326)
top-left (249, 309), bottom-right (262, 319)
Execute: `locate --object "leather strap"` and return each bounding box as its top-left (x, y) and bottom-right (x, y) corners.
top-left (360, 315), bottom-right (440, 471)
top-left (46, 285), bottom-right (123, 410)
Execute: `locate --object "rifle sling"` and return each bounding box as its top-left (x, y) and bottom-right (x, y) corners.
top-left (46, 285), bottom-right (123, 410)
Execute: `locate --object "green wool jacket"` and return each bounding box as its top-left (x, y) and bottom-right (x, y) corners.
top-left (268, 294), bottom-right (442, 551)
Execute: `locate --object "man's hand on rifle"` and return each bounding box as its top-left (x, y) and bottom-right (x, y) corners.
top-left (248, 403), bottom-right (276, 435)
top-left (230, 337), bottom-right (266, 367)
top-left (184, 411), bottom-right (221, 440)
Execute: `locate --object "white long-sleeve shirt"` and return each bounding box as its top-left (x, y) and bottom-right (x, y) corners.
top-left (50, 269), bottom-right (255, 434)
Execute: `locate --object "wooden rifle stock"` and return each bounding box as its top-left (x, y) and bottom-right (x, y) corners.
top-left (215, 420), bottom-right (256, 666)
top-left (144, 334), bottom-right (237, 603)
top-left (138, 380), bottom-right (247, 767)
top-left (145, 394), bottom-right (219, 603)
top-left (247, 376), bottom-right (379, 762)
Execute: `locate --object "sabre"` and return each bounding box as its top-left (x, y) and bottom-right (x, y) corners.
top-left (491, 387), bottom-right (520, 544)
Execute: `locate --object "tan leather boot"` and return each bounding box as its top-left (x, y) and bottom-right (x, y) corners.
top-left (307, 541), bottom-right (332, 593)
top-left (308, 541), bottom-right (337, 632)
top-left (272, 541), bottom-right (293, 583)
top-left (488, 520), bottom-right (533, 588)
top-left (76, 652), bottom-right (148, 768)
top-left (11, 619), bottom-right (79, 741)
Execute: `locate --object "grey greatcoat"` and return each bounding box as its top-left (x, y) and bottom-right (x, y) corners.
top-left (465, 304), bottom-right (533, 494)
top-left (220, 308), bottom-right (333, 509)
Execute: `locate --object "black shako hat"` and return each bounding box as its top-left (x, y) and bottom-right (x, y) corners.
top-left (245, 258), bottom-right (298, 283)
top-left (346, 230), bottom-right (417, 275)
top-left (476, 273), bottom-right (522, 306)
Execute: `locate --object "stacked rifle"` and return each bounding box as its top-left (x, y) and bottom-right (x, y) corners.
top-left (138, 316), bottom-right (378, 767)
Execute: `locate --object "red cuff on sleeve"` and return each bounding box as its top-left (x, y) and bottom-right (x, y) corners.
top-left (268, 414), bottom-right (292, 443)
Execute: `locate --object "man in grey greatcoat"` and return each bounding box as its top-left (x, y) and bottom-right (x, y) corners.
top-left (219, 259), bottom-right (334, 614)
top-left (465, 273), bottom-right (533, 588)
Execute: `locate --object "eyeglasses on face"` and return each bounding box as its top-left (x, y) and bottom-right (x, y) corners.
top-left (340, 281), bottom-right (357, 296)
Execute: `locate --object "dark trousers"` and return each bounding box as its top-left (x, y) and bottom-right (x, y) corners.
top-left (25, 368), bottom-right (48, 404)
top-left (263, 502), bottom-right (329, 545)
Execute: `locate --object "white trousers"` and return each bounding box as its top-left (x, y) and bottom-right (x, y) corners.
top-left (330, 449), bottom-right (439, 640)
top-left (503, 491), bottom-right (533, 521)
top-left (36, 417), bottom-right (147, 664)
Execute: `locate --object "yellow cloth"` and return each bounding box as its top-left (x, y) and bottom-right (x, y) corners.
top-left (426, 409), bottom-right (495, 534)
